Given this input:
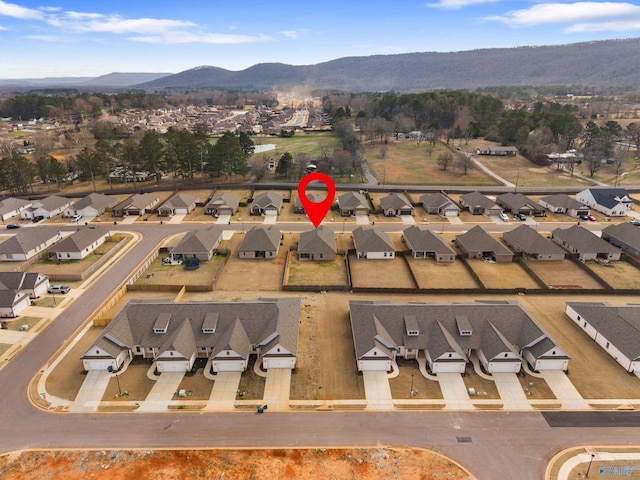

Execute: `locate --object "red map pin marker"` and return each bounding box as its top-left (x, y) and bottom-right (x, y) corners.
top-left (297, 172), bottom-right (336, 228)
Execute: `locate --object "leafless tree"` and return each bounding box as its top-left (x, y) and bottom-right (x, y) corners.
top-left (457, 153), bottom-right (473, 175)
top-left (379, 145), bottom-right (388, 158)
top-left (437, 152), bottom-right (453, 171)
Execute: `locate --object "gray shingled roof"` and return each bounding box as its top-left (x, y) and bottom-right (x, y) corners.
top-left (503, 225), bottom-right (566, 256)
top-left (455, 225), bottom-right (513, 257)
top-left (49, 227), bottom-right (108, 254)
top-left (337, 191), bottom-right (368, 210)
top-left (567, 302), bottom-right (640, 360)
top-left (350, 300), bottom-right (564, 365)
top-left (460, 191), bottom-right (499, 210)
top-left (251, 192), bottom-right (283, 209)
top-left (602, 223), bottom-right (640, 252)
top-left (82, 298), bottom-right (300, 363)
top-left (115, 193), bottom-right (159, 211)
top-left (159, 193), bottom-right (198, 211)
top-left (380, 193), bottom-right (412, 211)
top-left (0, 289), bottom-right (28, 309)
top-left (72, 193), bottom-right (118, 211)
top-left (420, 193), bottom-right (459, 211)
top-left (402, 225), bottom-right (456, 256)
top-left (584, 188), bottom-right (632, 209)
top-left (171, 227), bottom-right (221, 255)
top-left (497, 192), bottom-right (543, 212)
top-left (294, 193), bottom-right (325, 211)
top-left (352, 226), bottom-right (394, 253)
top-left (0, 229), bottom-right (60, 255)
top-left (0, 197), bottom-right (31, 216)
top-left (552, 225), bottom-right (621, 255)
top-left (28, 195), bottom-right (72, 213)
top-left (239, 226), bottom-right (281, 253)
top-left (206, 192), bottom-right (240, 211)
top-left (539, 194), bottom-right (586, 210)
top-left (297, 226), bottom-right (337, 256)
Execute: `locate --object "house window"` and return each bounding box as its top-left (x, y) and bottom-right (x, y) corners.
top-left (552, 351), bottom-right (556, 355)
top-left (95, 350), bottom-right (99, 354)
top-left (504, 353), bottom-right (508, 357)
top-left (606, 342), bottom-right (610, 349)
top-left (577, 315), bottom-right (580, 320)
top-left (226, 351), bottom-right (230, 355)
top-left (583, 322), bottom-right (587, 328)
top-left (384, 252), bottom-right (387, 257)
top-left (448, 353), bottom-right (452, 358)
top-left (170, 351), bottom-right (173, 356)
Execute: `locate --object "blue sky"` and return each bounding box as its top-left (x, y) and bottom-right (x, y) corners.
top-left (1, 0), bottom-right (640, 78)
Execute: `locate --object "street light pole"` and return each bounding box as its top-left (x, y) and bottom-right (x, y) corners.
top-left (115, 373), bottom-right (122, 397)
top-left (410, 374), bottom-right (414, 397)
top-left (586, 453), bottom-right (596, 477)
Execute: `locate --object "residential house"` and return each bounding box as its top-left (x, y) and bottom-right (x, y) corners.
top-left (293, 193), bottom-right (324, 214)
top-left (565, 302), bottom-right (640, 373)
top-left (337, 191), bottom-right (369, 216)
top-left (601, 223), bottom-right (640, 257)
top-left (238, 226), bottom-right (281, 259)
top-left (551, 225), bottom-right (622, 261)
top-left (250, 192), bottom-right (283, 216)
top-left (402, 225), bottom-right (456, 262)
top-left (65, 193), bottom-right (118, 218)
top-left (455, 225), bottom-right (513, 263)
top-left (0, 229), bottom-right (62, 262)
top-left (459, 192), bottom-right (503, 216)
top-left (379, 193), bottom-right (414, 217)
top-left (576, 188), bottom-right (632, 217)
top-left (170, 226), bottom-right (222, 262)
top-left (297, 226), bottom-right (337, 261)
top-left (352, 226), bottom-right (395, 259)
top-left (81, 298), bottom-right (300, 373)
top-left (0, 272), bottom-right (49, 298)
top-left (0, 290), bottom-right (31, 318)
top-left (350, 300), bottom-right (569, 374)
top-left (157, 193), bottom-right (198, 217)
top-left (496, 193), bottom-right (545, 216)
top-left (538, 194), bottom-right (590, 218)
top-left (48, 227), bottom-right (109, 261)
top-left (420, 193), bottom-right (460, 217)
top-left (20, 195), bottom-right (73, 220)
top-left (205, 192), bottom-right (241, 216)
top-left (112, 193), bottom-right (160, 217)
top-left (0, 197), bottom-right (32, 221)
top-left (476, 146), bottom-right (518, 156)
top-left (502, 225), bottom-right (566, 261)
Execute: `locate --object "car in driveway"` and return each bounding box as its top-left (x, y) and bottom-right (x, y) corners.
top-left (587, 215), bottom-right (596, 221)
top-left (499, 213), bottom-right (509, 222)
top-left (579, 215), bottom-right (590, 221)
top-left (47, 285), bottom-right (70, 294)
top-left (32, 215), bottom-right (45, 223)
top-left (6, 223), bottom-right (20, 229)
top-left (71, 214), bottom-right (82, 223)
top-left (630, 219), bottom-right (640, 226)
top-left (514, 213), bottom-right (527, 221)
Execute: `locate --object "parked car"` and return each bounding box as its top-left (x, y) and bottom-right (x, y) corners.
top-left (32, 215), bottom-right (45, 223)
top-left (514, 213), bottom-right (526, 221)
top-left (587, 215), bottom-right (596, 222)
top-left (630, 219), bottom-right (640, 226)
top-left (6, 223), bottom-right (20, 229)
top-left (71, 214), bottom-right (82, 222)
top-left (47, 285), bottom-right (70, 294)
top-left (499, 213), bottom-right (509, 222)
top-left (579, 215), bottom-right (590, 221)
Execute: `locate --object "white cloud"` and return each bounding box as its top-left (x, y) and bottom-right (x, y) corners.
top-left (0, 0), bottom-right (42, 19)
top-left (130, 32), bottom-right (269, 45)
top-left (280, 30), bottom-right (298, 39)
top-left (426, 0), bottom-right (500, 9)
top-left (485, 2), bottom-right (640, 31)
top-left (24, 34), bottom-right (59, 41)
top-left (38, 6), bottom-right (61, 12)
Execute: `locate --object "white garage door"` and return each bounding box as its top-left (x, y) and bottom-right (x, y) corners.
top-left (83, 359), bottom-right (115, 371)
top-left (265, 208), bottom-right (278, 215)
top-left (157, 361), bottom-right (189, 373)
top-left (432, 361), bottom-right (465, 373)
top-left (488, 362), bottom-right (521, 373)
top-left (214, 361), bottom-right (245, 372)
top-left (263, 358), bottom-right (294, 369)
top-left (534, 359), bottom-right (568, 371)
top-left (358, 360), bottom-right (390, 371)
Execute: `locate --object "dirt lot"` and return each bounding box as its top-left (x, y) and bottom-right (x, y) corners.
top-left (134, 251), bottom-right (227, 288)
top-left (214, 232), bottom-right (293, 291)
top-left (466, 259), bottom-right (540, 289)
top-left (587, 260), bottom-right (640, 289)
top-left (389, 359), bottom-right (443, 400)
top-left (523, 259), bottom-right (604, 289)
top-left (349, 255), bottom-right (417, 289)
top-left (407, 257), bottom-right (479, 289)
top-left (285, 252), bottom-right (349, 287)
top-left (0, 448), bottom-right (473, 480)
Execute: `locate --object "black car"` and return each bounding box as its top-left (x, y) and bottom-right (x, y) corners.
top-left (6, 223), bottom-right (20, 229)
top-left (32, 215), bottom-right (45, 223)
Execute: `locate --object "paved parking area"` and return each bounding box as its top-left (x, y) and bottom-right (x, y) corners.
top-left (437, 373), bottom-right (474, 410)
top-left (137, 372), bottom-right (185, 412)
top-left (542, 370), bottom-right (590, 409)
top-left (263, 215), bottom-right (277, 224)
top-left (362, 371), bottom-right (393, 409)
top-left (355, 215), bottom-right (369, 225)
top-left (263, 368), bottom-right (292, 410)
top-left (70, 371), bottom-right (111, 412)
top-left (401, 215), bottom-right (415, 224)
top-left (492, 373), bottom-right (533, 410)
top-left (216, 214), bottom-right (231, 224)
top-left (206, 371), bottom-right (241, 410)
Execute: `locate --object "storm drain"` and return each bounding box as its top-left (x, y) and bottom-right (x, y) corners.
top-left (456, 436), bottom-right (472, 443)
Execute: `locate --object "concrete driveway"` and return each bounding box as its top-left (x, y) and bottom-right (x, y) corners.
top-left (437, 373), bottom-right (474, 410)
top-left (137, 372), bottom-right (185, 412)
top-left (263, 368), bottom-right (292, 410)
top-left (541, 370), bottom-right (590, 409)
top-left (492, 373), bottom-right (533, 410)
top-left (206, 371), bottom-right (241, 410)
top-left (70, 371), bottom-right (111, 412)
top-left (362, 371), bottom-right (393, 409)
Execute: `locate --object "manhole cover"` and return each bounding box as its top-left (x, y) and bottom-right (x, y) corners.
top-left (456, 436), bottom-right (472, 443)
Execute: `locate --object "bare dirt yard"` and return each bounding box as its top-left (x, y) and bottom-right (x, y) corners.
top-left (587, 260), bottom-right (640, 290)
top-left (466, 259), bottom-right (540, 289)
top-left (285, 252), bottom-right (349, 287)
top-left (133, 251), bottom-right (227, 288)
top-left (0, 447), bottom-right (473, 480)
top-left (407, 257), bottom-right (479, 289)
top-left (523, 259), bottom-right (605, 289)
top-left (349, 255), bottom-right (417, 289)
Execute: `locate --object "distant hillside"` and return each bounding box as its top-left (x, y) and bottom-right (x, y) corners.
top-left (0, 72), bottom-right (171, 88)
top-left (138, 38), bottom-right (640, 92)
top-left (81, 72), bottom-right (172, 87)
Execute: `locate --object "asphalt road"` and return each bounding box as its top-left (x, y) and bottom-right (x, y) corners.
top-left (1, 221), bottom-right (640, 480)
